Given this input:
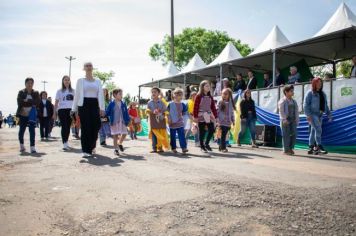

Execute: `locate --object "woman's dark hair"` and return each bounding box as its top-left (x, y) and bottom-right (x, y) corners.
top-left (151, 87), bottom-right (161, 93)
top-left (25, 77), bottom-right (34, 84)
top-left (40, 91), bottom-right (47, 98)
top-left (243, 89), bottom-right (253, 101)
top-left (61, 75), bottom-right (73, 92)
top-left (103, 88), bottom-right (110, 102)
top-left (283, 85), bottom-right (294, 95)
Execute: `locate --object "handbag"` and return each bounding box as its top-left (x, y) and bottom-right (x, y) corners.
top-left (134, 117), bottom-right (141, 124)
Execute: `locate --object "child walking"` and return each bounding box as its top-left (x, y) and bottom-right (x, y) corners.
top-left (128, 102), bottom-right (141, 140)
top-left (106, 89), bottom-right (130, 156)
top-left (193, 80), bottom-right (217, 153)
top-left (99, 88), bottom-right (112, 146)
top-left (168, 88), bottom-right (188, 154)
top-left (217, 88), bottom-right (235, 152)
top-left (146, 87), bottom-right (169, 153)
top-left (279, 85), bottom-right (299, 155)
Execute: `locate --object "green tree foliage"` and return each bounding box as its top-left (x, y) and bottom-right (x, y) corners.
top-left (123, 93), bottom-right (132, 105)
top-left (93, 70), bottom-right (115, 85)
top-left (149, 28), bottom-right (253, 69)
top-left (337, 60), bottom-right (352, 77)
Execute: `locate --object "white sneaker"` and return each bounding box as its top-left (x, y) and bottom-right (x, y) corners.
top-left (63, 142), bottom-right (70, 151)
top-left (92, 148), bottom-right (96, 154)
top-left (20, 144), bottom-right (26, 152)
top-left (82, 153), bottom-right (92, 158)
top-left (30, 146), bottom-right (37, 154)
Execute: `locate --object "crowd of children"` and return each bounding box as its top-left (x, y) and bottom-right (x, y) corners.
top-left (15, 63), bottom-right (332, 157)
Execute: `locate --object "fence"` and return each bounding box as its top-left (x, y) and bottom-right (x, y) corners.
top-left (250, 77), bottom-right (356, 113)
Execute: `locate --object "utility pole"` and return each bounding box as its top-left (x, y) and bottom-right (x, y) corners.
top-left (65, 56), bottom-right (76, 78)
top-left (41, 80), bottom-right (48, 91)
top-left (170, 0), bottom-right (175, 63)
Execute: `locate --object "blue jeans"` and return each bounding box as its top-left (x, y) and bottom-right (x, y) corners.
top-left (280, 120), bottom-right (297, 152)
top-left (239, 116), bottom-right (256, 142)
top-left (170, 127), bottom-right (187, 150)
top-left (152, 132), bottom-right (158, 150)
top-left (309, 114), bottom-right (322, 146)
top-left (18, 115), bottom-right (36, 146)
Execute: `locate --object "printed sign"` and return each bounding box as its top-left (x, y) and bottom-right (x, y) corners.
top-left (341, 87), bottom-right (352, 96)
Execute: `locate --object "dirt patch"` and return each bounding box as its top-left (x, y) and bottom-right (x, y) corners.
top-left (53, 180), bottom-right (356, 236)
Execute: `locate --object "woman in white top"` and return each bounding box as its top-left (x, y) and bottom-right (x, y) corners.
top-left (54, 76), bottom-right (75, 150)
top-left (72, 62), bottom-right (105, 158)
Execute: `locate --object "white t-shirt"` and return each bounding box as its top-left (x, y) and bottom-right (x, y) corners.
top-left (83, 79), bottom-right (99, 98)
top-left (56, 89), bottom-right (75, 110)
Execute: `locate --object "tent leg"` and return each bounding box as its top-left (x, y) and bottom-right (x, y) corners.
top-left (272, 50), bottom-right (276, 86)
top-left (332, 61), bottom-right (336, 78)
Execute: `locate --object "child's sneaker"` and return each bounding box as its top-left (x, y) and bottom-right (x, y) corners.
top-left (114, 149), bottom-right (120, 156)
top-left (150, 149), bottom-right (157, 153)
top-left (30, 146), bottom-right (37, 154)
top-left (100, 141), bottom-right (107, 146)
top-left (172, 149), bottom-right (178, 153)
top-left (205, 145), bottom-right (212, 152)
top-left (201, 146), bottom-right (208, 153)
top-left (157, 148), bottom-right (164, 153)
top-left (182, 149), bottom-right (189, 154)
top-left (118, 144), bottom-right (124, 152)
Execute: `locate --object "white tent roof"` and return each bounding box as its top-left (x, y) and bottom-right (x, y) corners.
top-left (165, 61), bottom-right (179, 77)
top-left (250, 25), bottom-right (291, 55)
top-left (181, 53), bottom-right (207, 73)
top-left (315, 2), bottom-right (356, 37)
top-left (209, 41), bottom-right (242, 66)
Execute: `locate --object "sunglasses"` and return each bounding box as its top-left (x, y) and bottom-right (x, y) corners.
top-left (85, 64), bottom-right (93, 68)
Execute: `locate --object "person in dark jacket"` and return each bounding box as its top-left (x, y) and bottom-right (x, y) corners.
top-left (17, 77), bottom-right (40, 153)
top-left (275, 67), bottom-right (286, 86)
top-left (263, 72), bottom-right (273, 88)
top-left (246, 70), bottom-right (257, 90)
top-left (233, 73), bottom-right (247, 92)
top-left (238, 89), bottom-right (258, 148)
top-left (38, 91), bottom-right (54, 141)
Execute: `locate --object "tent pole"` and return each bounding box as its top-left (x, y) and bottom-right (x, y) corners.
top-left (332, 61), bottom-right (336, 78)
top-left (272, 50), bottom-right (276, 86)
top-left (183, 74), bottom-right (187, 93)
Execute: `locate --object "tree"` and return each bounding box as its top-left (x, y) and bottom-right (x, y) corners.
top-left (93, 70), bottom-right (115, 85)
top-left (337, 60), bottom-right (352, 77)
top-left (123, 93), bottom-right (132, 105)
top-left (105, 81), bottom-right (117, 93)
top-left (149, 28), bottom-right (253, 69)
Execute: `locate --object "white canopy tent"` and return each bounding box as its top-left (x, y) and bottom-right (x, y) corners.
top-left (315, 2), bottom-right (356, 37)
top-left (209, 41), bottom-right (242, 66)
top-left (250, 25), bottom-right (291, 55)
top-left (140, 2), bottom-right (356, 91)
top-left (181, 53), bottom-right (207, 73)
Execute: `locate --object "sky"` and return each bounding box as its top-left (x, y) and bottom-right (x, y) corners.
top-left (0, 0), bottom-right (354, 114)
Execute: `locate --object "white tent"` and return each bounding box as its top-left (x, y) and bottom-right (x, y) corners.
top-left (315, 2), bottom-right (356, 37)
top-left (250, 25), bottom-right (291, 55)
top-left (209, 41), bottom-right (242, 66)
top-left (165, 61), bottom-right (179, 77)
top-left (181, 53), bottom-right (207, 73)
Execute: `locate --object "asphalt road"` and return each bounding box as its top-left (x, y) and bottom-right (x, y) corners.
top-left (0, 127), bottom-right (355, 235)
